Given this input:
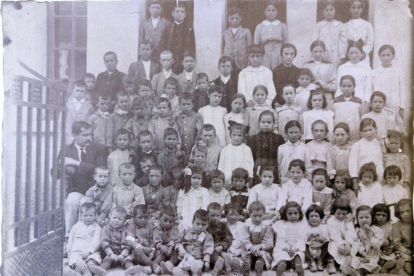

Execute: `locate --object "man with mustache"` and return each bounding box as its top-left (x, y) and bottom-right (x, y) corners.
top-left (52, 121), bottom-right (108, 235)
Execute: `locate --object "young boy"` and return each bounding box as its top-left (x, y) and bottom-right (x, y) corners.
top-left (80, 166), bottom-right (112, 226)
top-left (64, 80), bottom-right (94, 144)
top-left (207, 203), bottom-right (234, 276)
top-left (157, 128), bottom-right (188, 173)
top-left (196, 124), bottom-right (221, 172)
top-left (161, 165), bottom-right (183, 215)
top-left (175, 92), bottom-right (204, 150)
top-left (160, 77), bottom-right (180, 117)
top-left (122, 75), bottom-right (138, 104)
top-left (126, 98), bottom-right (149, 147)
top-left (142, 165), bottom-right (165, 219)
top-left (95, 51), bottom-right (126, 101)
top-left (87, 94), bottom-right (111, 147)
top-left (112, 163), bottom-right (145, 217)
top-left (136, 130), bottom-right (157, 164)
top-left (107, 91), bottom-right (132, 149)
top-left (100, 207), bottom-right (130, 272)
top-left (212, 56), bottom-right (239, 112)
top-left (139, 0), bottom-right (172, 58)
top-left (159, 2), bottom-right (196, 74)
top-left (293, 68), bottom-right (317, 112)
top-left (272, 43), bottom-right (300, 107)
top-left (83, 73), bottom-right (97, 105)
top-left (136, 156), bottom-right (153, 188)
top-left (193, 73), bottom-right (210, 112)
top-left (152, 51), bottom-right (177, 97)
top-left (198, 85), bottom-right (228, 148)
top-left (275, 85), bottom-right (302, 140)
top-left (222, 7), bottom-right (252, 71)
top-left (238, 44), bottom-right (276, 108)
top-left (177, 52), bottom-right (197, 94)
top-left (128, 40), bottom-right (160, 83)
top-left (189, 145), bottom-right (208, 169)
top-left (136, 79), bottom-right (157, 118)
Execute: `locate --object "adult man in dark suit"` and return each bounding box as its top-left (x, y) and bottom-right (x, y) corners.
top-left (52, 121), bottom-right (108, 235)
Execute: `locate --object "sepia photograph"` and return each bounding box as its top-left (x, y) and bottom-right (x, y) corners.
top-left (1, 0), bottom-right (413, 275)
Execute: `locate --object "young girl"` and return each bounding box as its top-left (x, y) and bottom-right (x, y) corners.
top-left (303, 40), bottom-right (337, 105)
top-left (218, 122), bottom-right (254, 188)
top-left (327, 198), bottom-right (358, 276)
top-left (311, 168), bottom-right (332, 224)
top-left (392, 199), bottom-right (412, 275)
top-left (333, 75), bottom-right (362, 143)
top-left (223, 93), bottom-right (249, 144)
top-left (327, 123), bottom-right (352, 179)
top-left (331, 170), bottom-right (358, 216)
top-left (247, 85), bottom-right (277, 136)
top-left (254, 0), bottom-right (287, 70)
top-left (247, 166), bottom-right (281, 223)
top-left (336, 41), bottom-right (372, 113)
top-left (176, 165), bottom-right (210, 231)
top-left (272, 201), bottom-right (308, 276)
top-left (351, 205), bottom-right (383, 274)
top-left (357, 162), bottom-right (384, 207)
top-left (227, 168), bottom-right (250, 218)
top-left (345, 0), bottom-right (374, 66)
top-left (382, 165), bottom-right (409, 222)
top-left (313, 1), bottom-right (347, 69)
top-left (275, 84), bottom-right (302, 140)
top-left (278, 121), bottom-right (312, 183)
top-left (293, 68), bottom-right (316, 112)
top-left (349, 118), bottom-right (384, 194)
top-left (240, 201), bottom-right (274, 276)
top-left (306, 120), bottom-right (331, 170)
top-left (302, 89), bottom-right (334, 142)
top-left (207, 170), bottom-right (231, 208)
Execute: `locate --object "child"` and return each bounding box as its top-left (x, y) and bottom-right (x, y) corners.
top-left (313, 1), bottom-right (347, 69)
top-left (238, 44), bottom-right (276, 107)
top-left (272, 43), bottom-right (300, 107)
top-left (312, 168), bottom-right (332, 224)
top-left (327, 198), bottom-right (358, 275)
top-left (277, 159), bottom-right (313, 214)
top-left (357, 162), bottom-right (384, 207)
top-left (139, 0), bottom-right (172, 57)
top-left (136, 130), bottom-right (157, 166)
top-left (333, 75), bottom-right (362, 143)
top-left (100, 207), bottom-right (130, 272)
top-left (382, 165), bottom-right (409, 222)
top-left (278, 121), bottom-right (312, 184)
top-left (218, 122), bottom-right (254, 188)
top-left (196, 124), bottom-right (221, 172)
top-left (95, 51), bottom-right (126, 101)
top-left (293, 68), bottom-right (316, 112)
top-left (81, 167), bottom-right (112, 226)
top-left (161, 165), bottom-right (183, 216)
top-left (351, 205), bottom-right (383, 274)
top-left (254, 0), bottom-right (286, 70)
top-left (198, 85), bottom-right (228, 147)
top-left (306, 120), bottom-right (331, 170)
top-left (336, 41), bottom-right (372, 112)
top-left (302, 89), bottom-right (334, 142)
top-left (83, 73), bottom-right (97, 105)
top-left (112, 163), bottom-right (145, 217)
top-left (177, 52), bottom-right (197, 94)
top-left (192, 73), bottom-right (210, 112)
top-left (327, 123), bottom-right (352, 178)
top-left (304, 204), bottom-right (330, 273)
top-left (272, 201), bottom-right (308, 276)
top-left (157, 128), bottom-right (187, 173)
top-left (392, 199), bottom-right (412, 275)
top-left (331, 170), bottom-right (358, 215)
top-left (304, 40), bottom-right (338, 103)
top-left (224, 93), bottom-right (248, 144)
top-left (207, 170), bottom-right (231, 208)
top-left (188, 145), bottom-right (208, 169)
top-left (176, 166), bottom-right (210, 230)
top-left (212, 56), bottom-right (239, 112)
top-left (87, 94), bottom-right (111, 147)
top-left (128, 40), bottom-right (160, 83)
top-left (160, 77), bottom-right (180, 117)
top-left (240, 201), bottom-right (274, 276)
top-left (107, 91), bottom-right (133, 148)
top-left (125, 98), bottom-right (149, 146)
top-left (152, 51), bottom-right (177, 97)
top-left (223, 7), bottom-right (252, 70)
top-left (136, 79), bottom-right (157, 118)
top-left (247, 165), bottom-right (281, 222)
top-left (171, 209), bottom-right (214, 276)
top-left (349, 118), bottom-right (384, 193)
top-left (136, 156), bottom-right (153, 188)
top-left (142, 165), bottom-right (165, 220)
top-left (124, 205), bottom-right (161, 275)
top-left (159, 2), bottom-right (196, 74)
top-left (345, 0), bottom-right (374, 66)
top-left (122, 74), bottom-right (138, 105)
top-left (107, 128), bottom-right (136, 187)
top-left (64, 80), bottom-right (94, 144)
top-left (275, 84), bottom-right (302, 140)
top-left (207, 203), bottom-right (234, 276)
top-left (175, 92), bottom-right (204, 150)
top-left (65, 203), bottom-right (103, 276)
top-left (227, 168), bottom-right (250, 218)
top-left (246, 85), bottom-right (277, 136)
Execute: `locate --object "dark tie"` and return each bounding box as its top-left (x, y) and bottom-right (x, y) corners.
top-left (80, 147), bottom-right (86, 162)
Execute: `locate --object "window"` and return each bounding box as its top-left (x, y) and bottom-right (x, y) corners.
top-left (48, 2), bottom-right (87, 81)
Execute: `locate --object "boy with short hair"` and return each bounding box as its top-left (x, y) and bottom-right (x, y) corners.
top-left (193, 73), bottom-right (210, 112)
top-left (196, 124), bottom-right (221, 172)
top-left (95, 51), bottom-right (126, 101)
top-left (122, 75), bottom-right (138, 104)
top-left (87, 95), bottom-right (111, 147)
top-left (136, 156), bottom-right (153, 188)
top-left (128, 40), bottom-right (160, 83)
top-left (157, 128), bottom-right (188, 173)
top-left (177, 51), bottom-right (197, 94)
top-left (142, 165), bottom-right (165, 219)
top-left (107, 91), bottom-right (132, 148)
top-left (126, 98), bottom-right (150, 147)
top-left (136, 130), bottom-right (157, 163)
top-left (238, 44), bottom-right (276, 108)
top-left (152, 51), bottom-right (177, 97)
top-left (83, 72), bottom-right (97, 105)
top-left (137, 79), bottom-right (157, 118)
top-left (160, 77), bottom-right (180, 117)
top-left (212, 56), bottom-right (239, 112)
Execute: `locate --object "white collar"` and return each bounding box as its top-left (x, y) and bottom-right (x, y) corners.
top-left (74, 142), bottom-right (86, 151)
top-left (296, 83), bottom-right (316, 92)
top-left (262, 19), bottom-right (281, 26)
top-left (220, 74), bottom-right (230, 84)
top-left (163, 68), bottom-right (172, 75)
top-left (320, 19), bottom-right (340, 27)
top-left (343, 96), bottom-right (352, 101)
top-left (344, 61), bottom-right (364, 67)
top-left (231, 27), bottom-right (239, 34)
top-left (245, 218), bottom-right (266, 232)
top-left (174, 21), bottom-right (183, 25)
top-left (184, 71), bottom-right (194, 79)
top-left (73, 97), bottom-right (85, 104)
top-left (313, 59), bottom-right (322, 64)
top-left (142, 60), bottom-right (151, 65)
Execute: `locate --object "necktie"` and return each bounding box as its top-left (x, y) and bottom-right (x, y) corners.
top-left (80, 147), bottom-right (86, 162)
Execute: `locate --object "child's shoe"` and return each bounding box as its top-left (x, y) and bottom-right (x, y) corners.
top-left (160, 261), bottom-right (174, 274)
top-left (255, 259), bottom-right (264, 276)
top-left (142, 266), bottom-right (153, 275)
top-left (152, 263), bottom-right (163, 275)
top-left (326, 259), bottom-right (337, 274)
top-left (88, 265), bottom-right (108, 276)
top-left (295, 264), bottom-right (304, 276)
top-left (211, 257), bottom-right (224, 276)
top-left (309, 261), bottom-right (317, 272)
top-left (317, 258), bottom-right (324, 271)
top-left (125, 265), bottom-right (143, 276)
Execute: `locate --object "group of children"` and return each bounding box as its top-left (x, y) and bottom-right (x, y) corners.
top-left (63, 0), bottom-right (411, 275)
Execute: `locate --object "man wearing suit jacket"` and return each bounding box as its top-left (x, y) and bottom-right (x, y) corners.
top-left (52, 121), bottom-right (108, 235)
top-left (128, 40), bottom-right (160, 84)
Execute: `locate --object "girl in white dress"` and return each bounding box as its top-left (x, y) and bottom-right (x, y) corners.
top-left (356, 162), bottom-right (384, 208)
top-left (382, 165), bottom-right (409, 222)
top-left (306, 120), bottom-right (331, 170)
top-left (223, 93), bottom-right (249, 145)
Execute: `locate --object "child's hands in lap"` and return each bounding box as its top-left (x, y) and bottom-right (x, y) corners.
top-left (117, 254), bottom-right (125, 264)
top-left (204, 261), bottom-right (210, 270)
top-left (178, 247), bottom-right (187, 259)
top-left (215, 246), bottom-right (223, 254)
